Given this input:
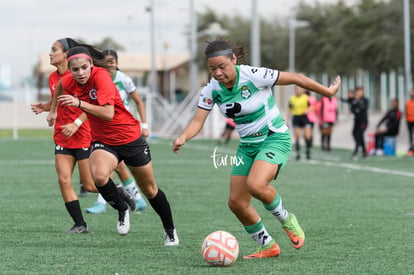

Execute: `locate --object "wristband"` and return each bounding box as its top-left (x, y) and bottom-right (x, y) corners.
top-left (78, 99), bottom-right (82, 108)
top-left (141, 123), bottom-right (148, 129)
top-left (74, 118), bottom-right (83, 127)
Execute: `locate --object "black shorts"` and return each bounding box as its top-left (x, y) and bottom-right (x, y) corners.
top-left (292, 115), bottom-right (311, 128)
top-left (91, 136), bottom-right (151, 167)
top-left (54, 144), bottom-right (91, 161)
top-left (320, 122), bottom-right (334, 129)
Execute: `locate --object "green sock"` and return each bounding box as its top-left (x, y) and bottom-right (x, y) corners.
top-left (122, 177), bottom-right (134, 186)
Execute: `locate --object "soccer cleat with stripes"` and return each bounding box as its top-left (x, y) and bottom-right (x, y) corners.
top-left (282, 213), bottom-right (305, 249)
top-left (242, 241), bottom-right (280, 259)
top-left (64, 224), bottom-right (89, 234)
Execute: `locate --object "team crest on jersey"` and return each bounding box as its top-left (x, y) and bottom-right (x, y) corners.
top-left (202, 97), bottom-right (212, 105)
top-left (89, 89), bottom-right (97, 100)
top-left (241, 86), bottom-right (251, 99)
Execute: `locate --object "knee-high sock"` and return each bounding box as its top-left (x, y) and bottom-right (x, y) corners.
top-left (264, 193), bottom-right (289, 222)
top-left (244, 219), bottom-right (274, 247)
top-left (148, 189), bottom-right (175, 230)
top-left (65, 200), bottom-right (86, 226)
top-left (96, 178), bottom-right (127, 211)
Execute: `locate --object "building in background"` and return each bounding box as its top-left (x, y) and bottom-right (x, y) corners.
top-left (34, 52), bottom-right (196, 102)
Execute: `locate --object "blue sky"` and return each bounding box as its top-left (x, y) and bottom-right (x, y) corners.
top-left (0, 0), bottom-right (353, 86)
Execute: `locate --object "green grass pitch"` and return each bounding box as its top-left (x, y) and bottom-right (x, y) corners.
top-left (0, 134), bottom-right (413, 274)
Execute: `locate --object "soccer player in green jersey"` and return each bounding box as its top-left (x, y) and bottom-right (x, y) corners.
top-left (172, 39), bottom-right (340, 259)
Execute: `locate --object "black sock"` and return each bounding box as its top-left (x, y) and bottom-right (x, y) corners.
top-left (96, 178), bottom-right (127, 211)
top-left (295, 141), bottom-right (300, 152)
top-left (65, 200), bottom-right (86, 226)
top-left (148, 189), bottom-right (175, 230)
top-left (305, 138), bottom-right (312, 149)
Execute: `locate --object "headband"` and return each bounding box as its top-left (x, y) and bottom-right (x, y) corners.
top-left (206, 48), bottom-right (233, 58)
top-left (67, 53), bottom-right (92, 62)
top-left (58, 38), bottom-right (70, 51)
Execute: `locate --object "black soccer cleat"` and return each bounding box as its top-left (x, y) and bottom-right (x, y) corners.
top-left (117, 185), bottom-right (136, 211)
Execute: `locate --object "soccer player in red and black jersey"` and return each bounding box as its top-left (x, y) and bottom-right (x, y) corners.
top-left (31, 38), bottom-right (98, 234)
top-left (47, 45), bottom-right (178, 244)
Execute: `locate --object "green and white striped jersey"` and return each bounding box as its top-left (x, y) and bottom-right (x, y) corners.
top-left (112, 70), bottom-right (136, 111)
top-left (198, 65), bottom-right (288, 143)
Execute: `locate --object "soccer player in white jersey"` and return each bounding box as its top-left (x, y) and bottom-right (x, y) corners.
top-left (86, 50), bottom-right (148, 214)
top-left (172, 39), bottom-right (341, 259)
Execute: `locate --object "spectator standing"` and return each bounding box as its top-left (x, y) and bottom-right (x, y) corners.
top-left (319, 96), bottom-right (338, 151)
top-left (288, 87), bottom-right (313, 160)
top-left (350, 86), bottom-right (369, 159)
top-left (305, 90), bottom-right (318, 147)
top-left (405, 90), bottom-right (414, 155)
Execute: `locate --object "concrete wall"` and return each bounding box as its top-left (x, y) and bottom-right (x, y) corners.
top-left (0, 102), bottom-right (50, 129)
top-left (0, 102), bottom-right (410, 153)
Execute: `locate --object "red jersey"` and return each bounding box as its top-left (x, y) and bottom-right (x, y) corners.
top-left (61, 67), bottom-right (141, 145)
top-left (49, 70), bottom-right (91, 148)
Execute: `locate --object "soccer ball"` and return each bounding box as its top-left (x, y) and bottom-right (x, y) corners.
top-left (201, 231), bottom-right (239, 267)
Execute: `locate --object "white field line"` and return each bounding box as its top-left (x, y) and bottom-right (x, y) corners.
top-left (306, 159), bottom-right (414, 178)
top-left (0, 160), bottom-right (54, 165)
top-left (2, 142), bottom-right (413, 178)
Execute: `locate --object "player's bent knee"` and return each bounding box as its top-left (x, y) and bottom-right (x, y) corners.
top-left (92, 174), bottom-right (110, 187)
top-left (228, 198), bottom-right (246, 213)
top-left (140, 184), bottom-right (158, 199)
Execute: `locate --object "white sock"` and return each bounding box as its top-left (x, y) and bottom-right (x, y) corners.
top-left (244, 219), bottom-right (273, 247)
top-left (97, 193), bottom-right (107, 205)
top-left (123, 181), bottom-right (143, 201)
top-left (265, 194), bottom-right (289, 222)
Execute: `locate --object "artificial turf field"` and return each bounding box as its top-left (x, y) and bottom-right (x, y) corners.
top-left (1, 132), bottom-right (414, 274)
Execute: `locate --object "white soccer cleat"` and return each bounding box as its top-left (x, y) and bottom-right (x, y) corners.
top-left (164, 228), bottom-right (179, 246)
top-left (117, 207), bottom-right (130, 236)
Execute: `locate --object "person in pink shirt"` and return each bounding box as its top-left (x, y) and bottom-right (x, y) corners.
top-left (305, 91), bottom-right (318, 147)
top-left (319, 96), bottom-right (338, 151)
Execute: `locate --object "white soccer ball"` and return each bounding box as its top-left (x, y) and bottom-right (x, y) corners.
top-left (201, 231), bottom-right (239, 267)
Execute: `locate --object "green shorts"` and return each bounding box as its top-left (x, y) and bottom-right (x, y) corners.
top-left (231, 131), bottom-right (292, 177)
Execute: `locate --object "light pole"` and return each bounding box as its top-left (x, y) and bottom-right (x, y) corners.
top-left (288, 13), bottom-right (309, 73)
top-left (189, 0), bottom-right (197, 94)
top-left (250, 0), bottom-right (260, 67)
top-left (404, 0), bottom-right (412, 93)
top-left (145, 0), bottom-right (157, 134)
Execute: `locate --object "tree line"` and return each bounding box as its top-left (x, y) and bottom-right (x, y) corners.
top-left (196, 0), bottom-right (412, 87)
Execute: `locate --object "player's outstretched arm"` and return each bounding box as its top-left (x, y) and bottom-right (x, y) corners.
top-left (172, 108), bottom-right (210, 153)
top-left (31, 100), bottom-right (52, 114)
top-left (276, 71), bottom-right (341, 97)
